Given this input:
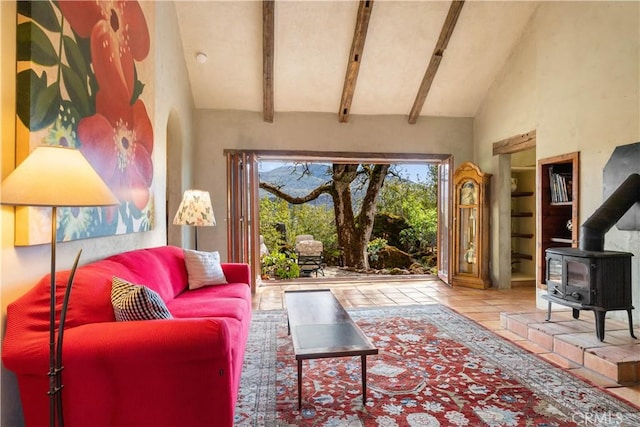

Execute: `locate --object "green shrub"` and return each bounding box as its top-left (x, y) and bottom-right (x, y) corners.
top-left (367, 237), bottom-right (388, 262)
top-left (261, 251), bottom-right (300, 279)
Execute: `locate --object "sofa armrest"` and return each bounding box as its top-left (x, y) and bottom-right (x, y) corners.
top-left (221, 262), bottom-right (250, 285)
top-left (58, 318), bottom-right (237, 426)
top-left (63, 318), bottom-right (232, 361)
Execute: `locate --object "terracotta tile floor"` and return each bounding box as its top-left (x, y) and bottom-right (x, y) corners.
top-left (253, 276), bottom-right (640, 407)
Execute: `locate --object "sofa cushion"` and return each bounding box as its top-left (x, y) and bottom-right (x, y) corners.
top-left (111, 277), bottom-right (173, 321)
top-left (183, 249), bottom-right (228, 289)
top-left (107, 246), bottom-right (189, 302)
top-left (167, 285), bottom-right (250, 320)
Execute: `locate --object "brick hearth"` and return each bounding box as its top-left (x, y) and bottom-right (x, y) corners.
top-left (500, 311), bottom-right (640, 385)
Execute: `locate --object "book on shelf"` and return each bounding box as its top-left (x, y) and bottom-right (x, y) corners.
top-left (548, 167), bottom-right (572, 203)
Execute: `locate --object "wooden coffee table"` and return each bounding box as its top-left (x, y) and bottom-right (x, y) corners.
top-left (284, 289), bottom-right (378, 409)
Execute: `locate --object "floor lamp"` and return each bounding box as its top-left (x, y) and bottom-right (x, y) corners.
top-left (173, 189), bottom-right (215, 250)
top-left (1, 145), bottom-right (119, 427)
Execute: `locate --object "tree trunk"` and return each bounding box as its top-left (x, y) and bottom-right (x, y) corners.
top-left (331, 164), bottom-right (390, 269)
top-left (331, 164), bottom-right (365, 268)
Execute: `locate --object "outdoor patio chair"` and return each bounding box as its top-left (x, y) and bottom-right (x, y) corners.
top-left (295, 239), bottom-right (324, 277)
top-left (295, 234), bottom-right (314, 244)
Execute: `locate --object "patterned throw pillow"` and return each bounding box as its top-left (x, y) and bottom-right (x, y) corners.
top-left (111, 277), bottom-right (173, 321)
top-left (183, 249), bottom-right (228, 289)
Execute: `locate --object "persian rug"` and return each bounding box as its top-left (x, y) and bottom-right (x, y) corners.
top-left (234, 305), bottom-right (640, 426)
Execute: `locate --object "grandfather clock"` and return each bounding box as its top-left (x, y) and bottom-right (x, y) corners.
top-left (452, 162), bottom-right (492, 289)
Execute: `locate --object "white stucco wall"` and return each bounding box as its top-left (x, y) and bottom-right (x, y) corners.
top-left (475, 1), bottom-right (640, 322)
top-left (192, 110), bottom-right (474, 259)
top-left (0, 2), bottom-right (194, 425)
top-left (2, 1), bottom-right (638, 424)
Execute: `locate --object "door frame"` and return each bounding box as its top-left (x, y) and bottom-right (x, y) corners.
top-left (225, 149), bottom-right (453, 292)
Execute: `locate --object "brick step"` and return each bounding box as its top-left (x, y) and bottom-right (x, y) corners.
top-left (500, 311), bottom-right (640, 385)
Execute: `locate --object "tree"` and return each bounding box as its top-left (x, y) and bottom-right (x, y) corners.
top-left (377, 165), bottom-right (438, 253)
top-left (260, 163), bottom-right (390, 269)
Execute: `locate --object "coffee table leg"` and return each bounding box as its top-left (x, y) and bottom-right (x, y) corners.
top-left (361, 355), bottom-right (367, 404)
top-left (297, 359), bottom-right (302, 409)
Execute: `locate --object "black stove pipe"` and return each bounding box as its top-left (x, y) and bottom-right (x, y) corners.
top-left (579, 173), bottom-right (640, 251)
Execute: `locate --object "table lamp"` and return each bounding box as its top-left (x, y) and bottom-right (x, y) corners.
top-left (173, 189), bottom-right (215, 250)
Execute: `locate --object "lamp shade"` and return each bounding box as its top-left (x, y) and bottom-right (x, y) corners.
top-left (173, 189), bottom-right (215, 226)
top-left (1, 145), bottom-right (119, 207)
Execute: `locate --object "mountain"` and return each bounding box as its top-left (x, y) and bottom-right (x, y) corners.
top-left (259, 163), bottom-right (426, 207)
top-left (259, 163), bottom-right (334, 205)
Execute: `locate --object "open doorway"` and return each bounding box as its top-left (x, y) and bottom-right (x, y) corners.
top-left (510, 148), bottom-right (536, 286)
top-left (492, 130), bottom-right (537, 289)
top-left (258, 160), bottom-right (438, 280)
top-left (225, 150), bottom-right (453, 292)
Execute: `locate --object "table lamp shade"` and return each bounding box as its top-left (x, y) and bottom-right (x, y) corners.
top-left (173, 189), bottom-right (215, 226)
top-left (1, 145), bottom-right (119, 207)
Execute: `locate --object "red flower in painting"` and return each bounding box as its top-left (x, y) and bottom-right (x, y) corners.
top-left (77, 92), bottom-right (153, 212)
top-left (58, 0), bottom-right (150, 103)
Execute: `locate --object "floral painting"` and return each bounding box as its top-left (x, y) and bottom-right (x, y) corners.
top-left (15, 0), bottom-right (154, 245)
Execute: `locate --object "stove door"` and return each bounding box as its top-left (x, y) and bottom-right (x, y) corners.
top-left (545, 255), bottom-right (564, 297)
top-left (565, 257), bottom-right (592, 305)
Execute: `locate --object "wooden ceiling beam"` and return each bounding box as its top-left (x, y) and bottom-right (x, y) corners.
top-left (338, 0), bottom-right (375, 123)
top-left (492, 130), bottom-right (536, 155)
top-left (263, 0), bottom-right (275, 123)
top-left (408, 0), bottom-right (465, 124)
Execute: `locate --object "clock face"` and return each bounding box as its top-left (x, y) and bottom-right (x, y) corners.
top-left (460, 181), bottom-right (477, 205)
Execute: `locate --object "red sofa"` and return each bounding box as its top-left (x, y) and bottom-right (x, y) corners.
top-left (2, 245), bottom-right (252, 427)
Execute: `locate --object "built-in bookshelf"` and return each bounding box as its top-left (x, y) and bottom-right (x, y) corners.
top-left (536, 152), bottom-right (579, 287)
top-left (511, 167), bottom-right (535, 285)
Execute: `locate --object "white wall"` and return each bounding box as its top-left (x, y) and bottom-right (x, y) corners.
top-left (475, 1), bottom-right (640, 321)
top-left (156, 3), bottom-right (196, 249)
top-left (192, 110), bottom-right (474, 259)
top-left (0, 2), bottom-right (194, 425)
top-left (3, 0), bottom-right (637, 423)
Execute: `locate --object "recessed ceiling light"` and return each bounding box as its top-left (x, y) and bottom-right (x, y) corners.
top-left (195, 52), bottom-right (208, 64)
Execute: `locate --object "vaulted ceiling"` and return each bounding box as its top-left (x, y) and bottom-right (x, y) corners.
top-left (175, 0), bottom-right (538, 123)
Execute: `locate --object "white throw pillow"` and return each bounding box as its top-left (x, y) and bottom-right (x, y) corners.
top-left (111, 277), bottom-right (173, 321)
top-left (183, 249), bottom-right (228, 289)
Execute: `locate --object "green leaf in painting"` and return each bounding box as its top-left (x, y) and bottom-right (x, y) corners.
top-left (61, 65), bottom-right (90, 118)
top-left (17, 22), bottom-right (59, 66)
top-left (31, 81), bottom-right (62, 131)
top-left (88, 74), bottom-right (98, 114)
top-left (62, 35), bottom-right (88, 80)
top-left (17, 0), bottom-right (61, 33)
top-left (129, 65), bottom-right (145, 104)
top-left (131, 80), bottom-right (145, 105)
top-left (74, 31), bottom-right (93, 64)
top-left (15, 69), bottom-right (42, 129)
top-left (16, 1), bottom-right (32, 19)
top-left (130, 68), bottom-right (143, 105)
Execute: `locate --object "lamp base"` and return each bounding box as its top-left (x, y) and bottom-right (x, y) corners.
top-left (51, 249), bottom-right (82, 427)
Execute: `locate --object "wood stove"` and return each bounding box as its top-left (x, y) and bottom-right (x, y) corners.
top-left (543, 172), bottom-right (639, 342)
top-left (544, 247), bottom-right (635, 341)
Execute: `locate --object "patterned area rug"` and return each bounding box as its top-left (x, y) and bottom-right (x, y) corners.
top-left (235, 305), bottom-right (639, 426)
